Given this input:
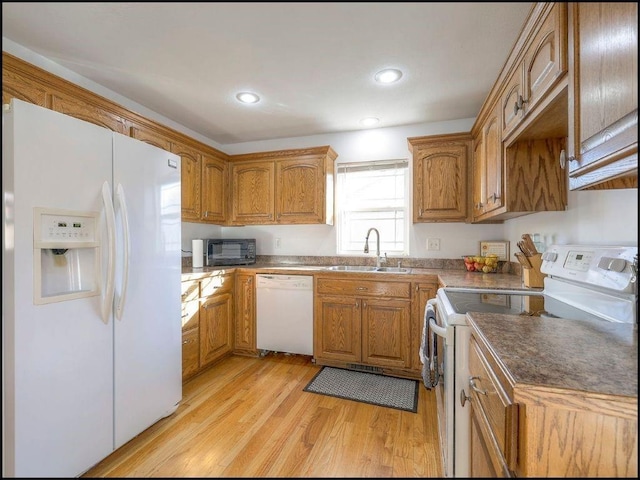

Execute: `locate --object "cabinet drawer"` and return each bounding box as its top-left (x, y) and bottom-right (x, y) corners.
top-left (181, 280), bottom-right (200, 302)
top-left (469, 337), bottom-right (518, 470)
top-left (316, 278), bottom-right (411, 298)
top-left (200, 273), bottom-right (234, 297)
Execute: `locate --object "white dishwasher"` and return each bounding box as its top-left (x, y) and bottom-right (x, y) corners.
top-left (256, 274), bottom-right (314, 355)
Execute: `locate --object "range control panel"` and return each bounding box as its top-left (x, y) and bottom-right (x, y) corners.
top-left (541, 244), bottom-right (638, 293)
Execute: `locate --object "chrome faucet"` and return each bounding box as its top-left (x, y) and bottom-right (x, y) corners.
top-left (364, 227), bottom-right (386, 267)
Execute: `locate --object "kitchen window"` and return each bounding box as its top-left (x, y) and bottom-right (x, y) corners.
top-left (336, 159), bottom-right (409, 255)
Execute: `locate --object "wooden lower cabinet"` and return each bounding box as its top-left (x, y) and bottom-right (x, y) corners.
top-left (314, 276), bottom-right (414, 377)
top-left (469, 331), bottom-right (637, 478)
top-left (234, 273), bottom-right (258, 356)
top-left (181, 273), bottom-right (234, 381)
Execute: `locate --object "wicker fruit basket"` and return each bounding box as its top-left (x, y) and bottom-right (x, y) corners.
top-left (463, 254), bottom-right (499, 273)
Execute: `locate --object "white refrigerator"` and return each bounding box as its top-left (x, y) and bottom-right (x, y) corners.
top-left (2, 98), bottom-right (183, 477)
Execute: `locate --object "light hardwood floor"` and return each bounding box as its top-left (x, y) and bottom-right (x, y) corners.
top-left (83, 353), bottom-right (442, 477)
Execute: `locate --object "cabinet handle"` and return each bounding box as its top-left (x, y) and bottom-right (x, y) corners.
top-left (183, 339), bottom-right (193, 345)
top-left (513, 94), bottom-right (528, 115)
top-left (363, 301), bottom-right (367, 308)
top-left (469, 376), bottom-right (487, 395)
top-left (474, 202), bottom-right (484, 210)
top-left (204, 211), bottom-right (210, 217)
top-left (559, 149), bottom-right (566, 169)
top-left (460, 388), bottom-right (471, 407)
top-left (488, 193), bottom-right (500, 203)
top-left (356, 286), bottom-right (367, 291)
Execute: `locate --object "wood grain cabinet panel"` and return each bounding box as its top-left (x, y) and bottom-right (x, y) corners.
top-left (229, 146), bottom-right (337, 225)
top-left (230, 161), bottom-right (275, 224)
top-left (314, 276), bottom-right (413, 376)
top-left (50, 93), bottom-right (128, 134)
top-left (199, 292), bottom-right (234, 368)
top-left (472, 4), bottom-right (568, 224)
top-left (2, 63), bottom-right (49, 107)
top-left (234, 273), bottom-right (257, 356)
top-left (469, 328), bottom-right (637, 478)
top-left (181, 274), bottom-right (234, 381)
top-left (409, 133), bottom-right (472, 222)
top-left (276, 158), bottom-right (325, 223)
top-left (567, 2), bottom-right (638, 190)
top-left (171, 141), bottom-right (202, 221)
top-left (200, 152), bottom-right (228, 223)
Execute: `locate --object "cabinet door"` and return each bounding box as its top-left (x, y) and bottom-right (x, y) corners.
top-left (314, 295), bottom-right (361, 363)
top-left (182, 327), bottom-right (200, 382)
top-left (50, 92), bottom-right (128, 134)
top-left (276, 158), bottom-right (325, 224)
top-left (523, 3), bottom-right (567, 115)
top-left (230, 161), bottom-right (275, 224)
top-left (472, 132), bottom-right (486, 220)
top-left (501, 64), bottom-right (525, 138)
top-left (171, 141), bottom-right (202, 221)
top-left (413, 143), bottom-right (469, 222)
top-left (234, 273), bottom-right (256, 354)
top-left (361, 297), bottom-right (411, 368)
top-left (482, 104), bottom-right (503, 215)
top-left (130, 125), bottom-right (172, 151)
top-left (199, 293), bottom-right (234, 367)
top-left (201, 153), bottom-right (228, 224)
top-left (567, 2), bottom-right (638, 190)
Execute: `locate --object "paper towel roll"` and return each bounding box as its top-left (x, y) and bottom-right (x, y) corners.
top-left (192, 239), bottom-right (204, 268)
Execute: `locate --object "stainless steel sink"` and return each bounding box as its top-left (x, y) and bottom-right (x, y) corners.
top-left (325, 265), bottom-right (410, 273)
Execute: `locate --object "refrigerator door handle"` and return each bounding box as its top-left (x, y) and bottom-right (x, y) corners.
top-left (101, 181), bottom-right (116, 324)
top-left (114, 183), bottom-right (130, 320)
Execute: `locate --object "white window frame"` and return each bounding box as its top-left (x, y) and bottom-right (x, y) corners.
top-left (336, 159), bottom-right (410, 256)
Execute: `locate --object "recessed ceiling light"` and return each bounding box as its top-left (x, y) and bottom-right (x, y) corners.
top-left (360, 117), bottom-right (380, 127)
top-left (236, 92), bottom-right (260, 104)
top-left (374, 68), bottom-right (403, 84)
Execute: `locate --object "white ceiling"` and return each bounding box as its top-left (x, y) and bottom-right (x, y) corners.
top-left (2, 2), bottom-right (533, 146)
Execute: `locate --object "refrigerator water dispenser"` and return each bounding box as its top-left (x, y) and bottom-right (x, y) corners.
top-left (33, 207), bottom-right (100, 304)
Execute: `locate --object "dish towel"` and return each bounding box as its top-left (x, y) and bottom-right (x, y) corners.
top-left (420, 302), bottom-right (437, 389)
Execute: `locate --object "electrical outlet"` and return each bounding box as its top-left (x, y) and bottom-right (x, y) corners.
top-left (274, 237), bottom-right (281, 249)
top-left (427, 238), bottom-right (440, 251)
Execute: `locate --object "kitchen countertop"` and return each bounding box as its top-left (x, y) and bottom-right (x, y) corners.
top-left (181, 264), bottom-right (532, 291)
top-left (467, 312), bottom-right (638, 398)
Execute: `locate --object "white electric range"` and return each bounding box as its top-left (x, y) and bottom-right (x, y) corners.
top-left (422, 244), bottom-right (637, 478)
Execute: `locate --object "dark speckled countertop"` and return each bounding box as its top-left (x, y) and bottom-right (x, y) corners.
top-left (467, 312), bottom-right (638, 398)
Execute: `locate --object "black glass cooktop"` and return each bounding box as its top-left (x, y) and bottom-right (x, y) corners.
top-left (442, 290), bottom-right (606, 322)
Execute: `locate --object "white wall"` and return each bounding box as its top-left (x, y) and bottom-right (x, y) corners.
top-left (5, 38), bottom-right (637, 261)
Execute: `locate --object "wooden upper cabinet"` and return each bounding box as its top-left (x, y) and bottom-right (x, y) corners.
top-left (171, 141), bottom-right (202, 221)
top-left (276, 157), bottom-right (325, 224)
top-left (130, 125), bottom-right (172, 151)
top-left (2, 58), bottom-right (49, 107)
top-left (567, 2), bottom-right (638, 190)
top-left (409, 133), bottom-right (472, 223)
top-left (50, 93), bottom-right (128, 134)
top-left (230, 160), bottom-right (275, 224)
top-left (501, 3), bottom-right (567, 141)
top-left (201, 153), bottom-right (228, 224)
top-left (472, 131), bottom-right (485, 218)
top-left (482, 105), bottom-right (503, 216)
top-left (229, 146), bottom-right (337, 225)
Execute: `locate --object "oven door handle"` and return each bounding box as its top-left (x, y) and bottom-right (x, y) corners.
top-left (429, 317), bottom-right (453, 345)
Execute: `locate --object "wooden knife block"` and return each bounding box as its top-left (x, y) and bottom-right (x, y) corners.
top-left (523, 253), bottom-right (546, 288)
